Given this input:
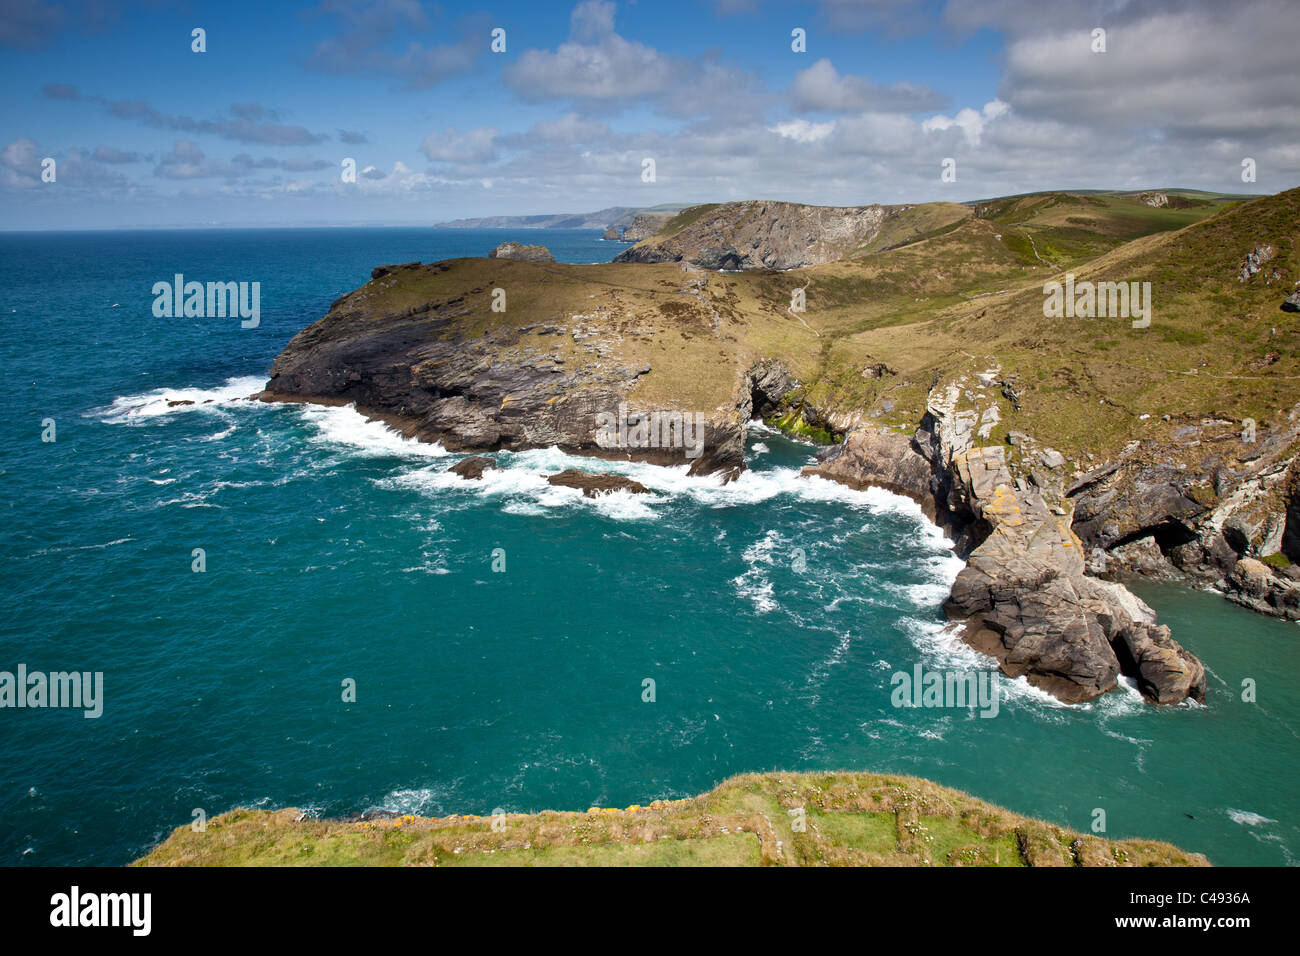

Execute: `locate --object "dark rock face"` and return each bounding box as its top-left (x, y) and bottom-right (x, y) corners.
top-left (1067, 409), bottom-right (1300, 624)
top-left (488, 242), bottom-right (555, 262)
top-left (1282, 291), bottom-right (1300, 313)
top-left (371, 262), bottom-right (421, 280)
top-left (546, 469), bottom-right (650, 497)
top-left (259, 263), bottom-right (748, 478)
top-left (449, 456), bottom-right (500, 480)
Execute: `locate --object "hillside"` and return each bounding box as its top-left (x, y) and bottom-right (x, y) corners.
top-left (136, 771), bottom-right (1208, 867)
top-left (613, 190), bottom-right (1236, 272)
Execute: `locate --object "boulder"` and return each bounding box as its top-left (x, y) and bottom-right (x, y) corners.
top-left (488, 242), bottom-right (555, 263)
top-left (449, 456), bottom-right (501, 480)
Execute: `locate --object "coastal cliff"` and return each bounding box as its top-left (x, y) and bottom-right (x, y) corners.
top-left (260, 187), bottom-right (1300, 707)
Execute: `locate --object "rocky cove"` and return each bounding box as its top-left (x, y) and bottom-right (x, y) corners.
top-left (254, 253), bottom-right (1243, 709)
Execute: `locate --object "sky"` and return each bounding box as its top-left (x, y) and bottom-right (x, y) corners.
top-left (1, 0), bottom-right (1297, 229)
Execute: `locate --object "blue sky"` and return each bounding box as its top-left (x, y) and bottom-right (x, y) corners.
top-left (2, 0), bottom-right (1296, 228)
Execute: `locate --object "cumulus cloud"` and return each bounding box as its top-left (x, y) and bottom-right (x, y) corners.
top-left (505, 1), bottom-right (677, 103)
top-left (921, 99), bottom-right (1009, 146)
top-left (792, 59), bottom-right (948, 113)
top-left (153, 141), bottom-right (331, 180)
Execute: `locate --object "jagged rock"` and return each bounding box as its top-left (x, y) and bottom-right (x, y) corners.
top-left (1113, 620), bottom-right (1207, 705)
top-left (1238, 244), bottom-right (1275, 282)
top-left (802, 426), bottom-right (935, 519)
top-left (488, 242), bottom-right (555, 262)
top-left (615, 200), bottom-right (894, 271)
top-left (449, 456), bottom-right (500, 480)
top-left (1224, 557), bottom-right (1300, 619)
top-left (1106, 536), bottom-right (1181, 579)
top-left (546, 470), bottom-right (650, 498)
top-left (1282, 291), bottom-right (1300, 313)
top-left (807, 418), bottom-right (1204, 705)
top-left (1040, 449), bottom-right (1066, 469)
top-left (861, 362), bottom-right (897, 379)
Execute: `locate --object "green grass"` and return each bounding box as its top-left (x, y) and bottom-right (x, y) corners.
top-left (136, 771), bottom-right (1209, 867)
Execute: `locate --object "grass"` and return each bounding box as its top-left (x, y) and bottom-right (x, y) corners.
top-left (136, 771), bottom-right (1208, 867)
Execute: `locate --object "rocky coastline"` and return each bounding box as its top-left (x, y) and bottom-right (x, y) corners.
top-left (258, 272), bottom-right (1207, 706)
top-left (259, 188), bottom-right (1300, 709)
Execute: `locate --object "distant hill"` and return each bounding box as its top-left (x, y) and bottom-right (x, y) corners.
top-left (435, 203), bottom-right (694, 230)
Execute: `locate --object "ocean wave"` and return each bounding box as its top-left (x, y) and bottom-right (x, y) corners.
top-left (1227, 808), bottom-right (1278, 826)
top-left (94, 376), bottom-right (265, 423)
top-left (297, 403), bottom-right (450, 458)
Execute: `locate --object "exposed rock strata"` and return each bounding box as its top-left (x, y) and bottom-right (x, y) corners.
top-left (804, 411), bottom-right (1206, 706)
top-left (259, 260), bottom-right (747, 479)
top-left (1069, 408), bottom-right (1300, 621)
top-left (615, 200), bottom-right (890, 271)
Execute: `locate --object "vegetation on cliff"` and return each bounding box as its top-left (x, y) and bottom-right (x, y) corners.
top-left (137, 771), bottom-right (1207, 867)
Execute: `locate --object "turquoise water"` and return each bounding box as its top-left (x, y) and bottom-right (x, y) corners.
top-left (1, 228), bottom-right (1297, 866)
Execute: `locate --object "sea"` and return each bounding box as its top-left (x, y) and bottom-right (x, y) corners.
top-left (0, 227), bottom-right (1296, 866)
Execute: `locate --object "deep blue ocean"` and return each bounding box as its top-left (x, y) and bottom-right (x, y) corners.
top-left (1, 227), bottom-right (1297, 866)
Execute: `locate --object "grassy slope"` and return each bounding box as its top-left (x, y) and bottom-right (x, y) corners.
top-left (322, 188), bottom-right (1297, 469)
top-left (747, 188), bottom-right (1300, 464)
top-left (137, 771), bottom-right (1207, 867)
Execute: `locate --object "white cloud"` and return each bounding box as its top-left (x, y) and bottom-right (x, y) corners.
top-left (769, 119), bottom-right (836, 143)
top-left (792, 59), bottom-right (946, 113)
top-left (922, 99), bottom-right (1009, 146)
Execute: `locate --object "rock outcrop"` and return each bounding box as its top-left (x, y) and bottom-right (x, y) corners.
top-left (615, 200), bottom-right (891, 271)
top-left (488, 241), bottom-right (555, 262)
top-left (802, 426), bottom-right (935, 520)
top-left (804, 409), bottom-right (1206, 706)
top-left (1068, 408), bottom-right (1300, 622)
top-left (449, 456), bottom-right (501, 480)
top-left (259, 259), bottom-right (750, 480)
top-left (547, 470), bottom-right (650, 497)
top-left (603, 212), bottom-right (672, 242)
